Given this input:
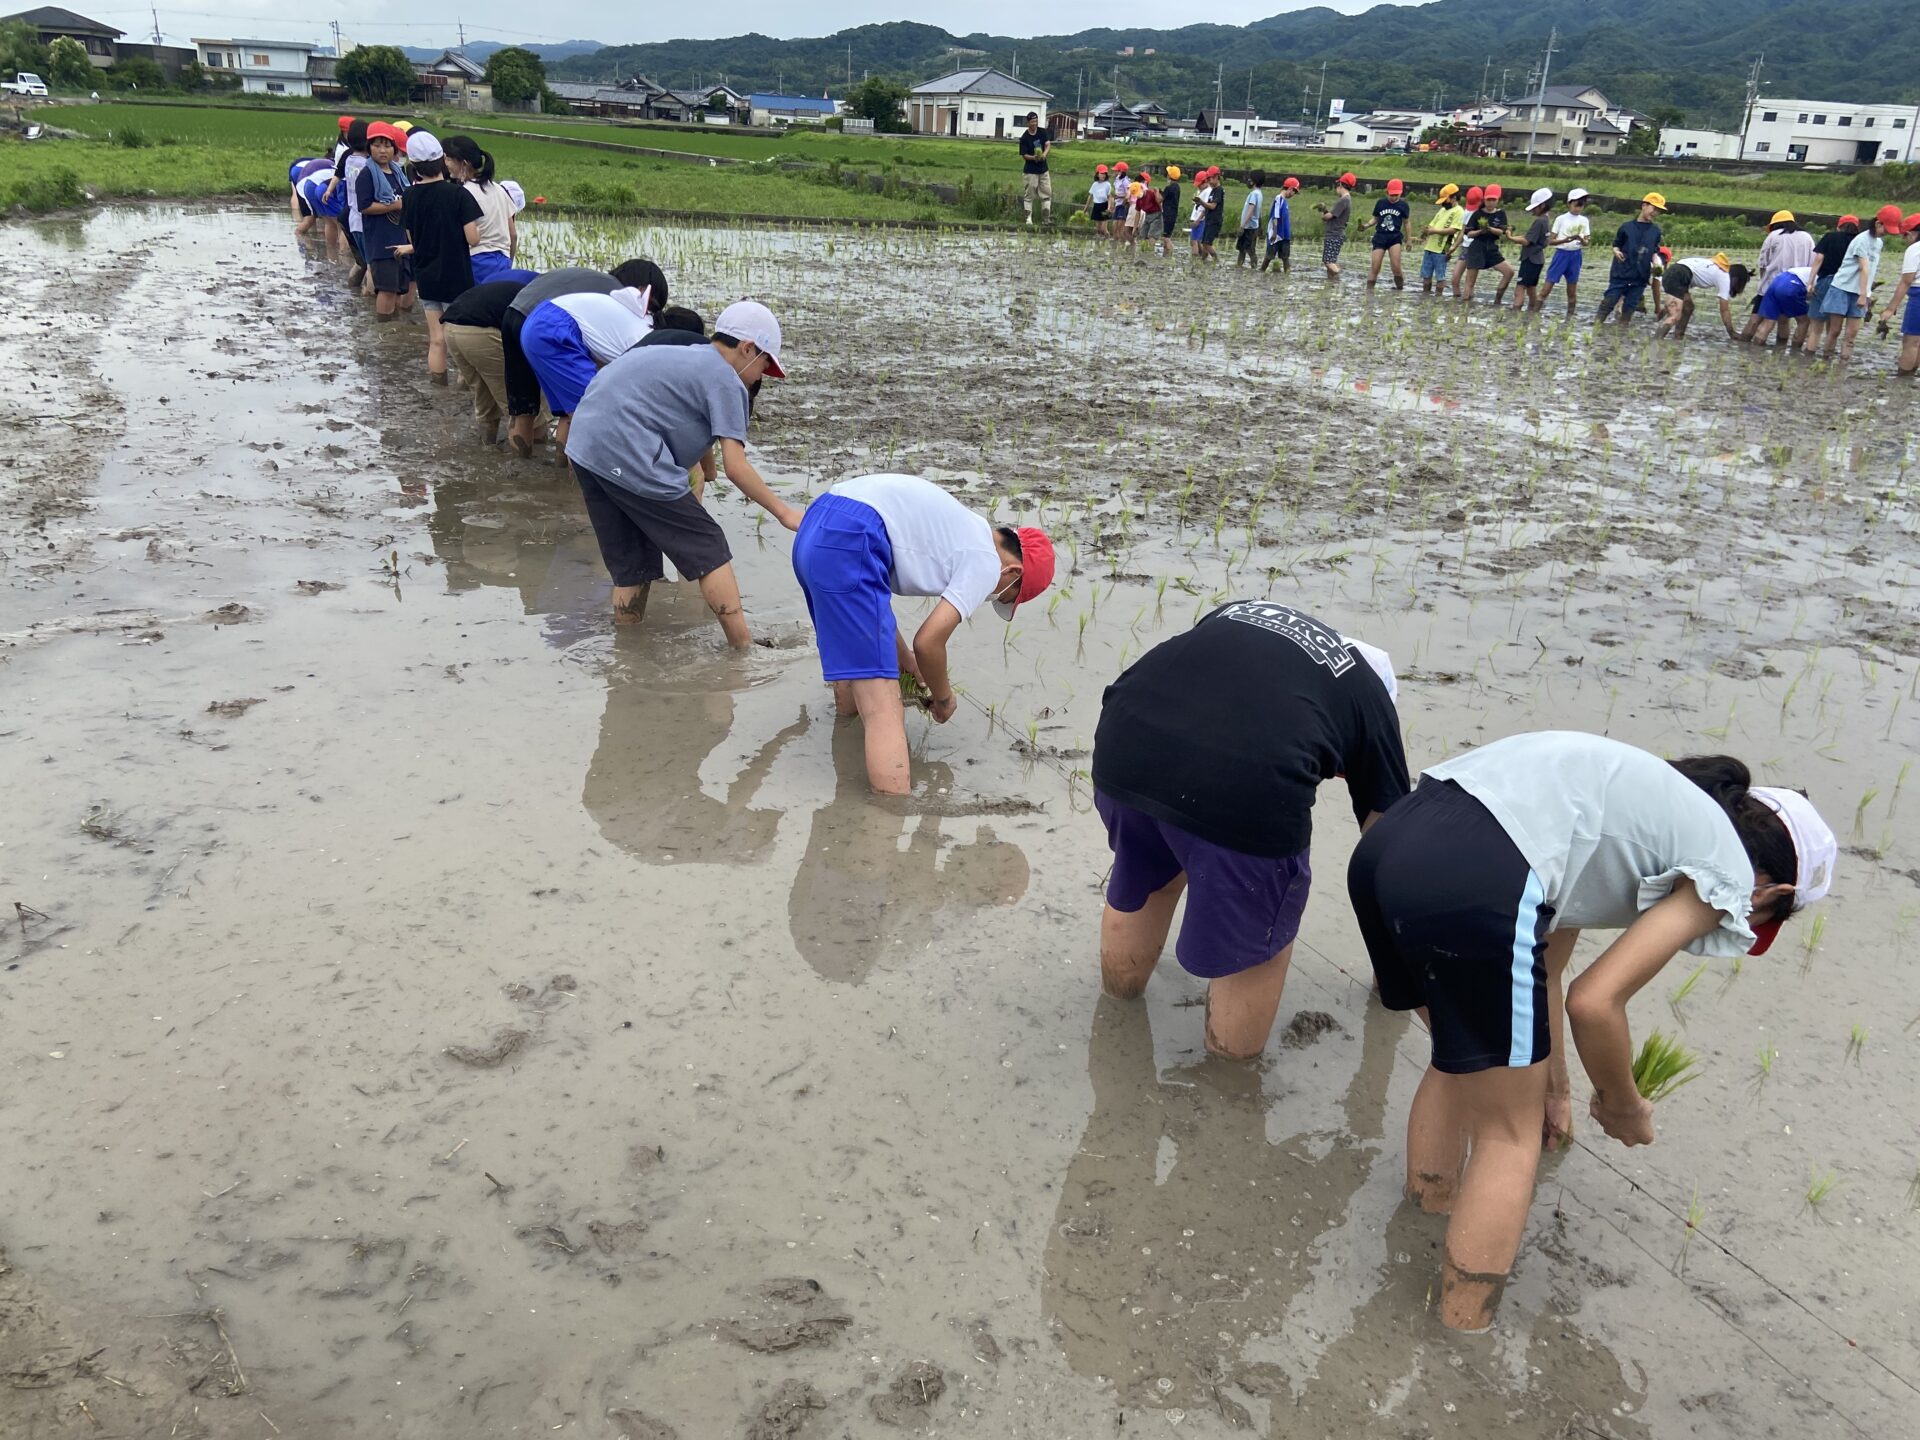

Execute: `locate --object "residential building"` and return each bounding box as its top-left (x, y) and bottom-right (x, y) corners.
top-left (651, 85), bottom-right (748, 125)
top-left (749, 93), bottom-right (838, 127)
top-left (1323, 110), bottom-right (1445, 151)
top-left (1740, 100), bottom-right (1920, 164)
top-left (415, 48), bottom-right (496, 111)
top-left (1659, 126), bottom-right (1742, 161)
top-left (1482, 84), bottom-right (1631, 157)
top-left (193, 37), bottom-right (317, 97)
top-left (907, 68), bottom-right (1050, 139)
top-left (118, 30), bottom-right (196, 80)
top-left (4, 6), bottom-right (119, 67)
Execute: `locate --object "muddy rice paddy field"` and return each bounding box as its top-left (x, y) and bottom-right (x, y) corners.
top-left (2, 206), bottom-right (1918, 1438)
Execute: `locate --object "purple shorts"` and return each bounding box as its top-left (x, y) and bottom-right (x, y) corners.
top-left (1096, 790), bottom-right (1311, 980)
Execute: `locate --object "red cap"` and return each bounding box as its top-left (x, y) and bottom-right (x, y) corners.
top-left (1385, 178), bottom-right (1404, 196)
top-left (1465, 185), bottom-right (1483, 204)
top-left (993, 528), bottom-right (1055, 620)
top-left (1338, 171), bottom-right (1357, 187)
top-left (1906, 213), bottom-right (1920, 234)
top-left (1483, 183), bottom-right (1503, 200)
top-left (1838, 214), bottom-right (1859, 228)
top-left (1658, 245), bottom-right (1672, 260)
top-left (1283, 176), bottom-right (1299, 190)
top-left (337, 114), bottom-right (354, 130)
top-left (1095, 164), bottom-right (1108, 173)
top-left (1876, 203), bottom-right (1905, 231)
top-left (1115, 161), bottom-right (1128, 171)
top-left (366, 121), bottom-right (408, 150)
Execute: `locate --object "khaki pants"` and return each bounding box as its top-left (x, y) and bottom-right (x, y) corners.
top-left (444, 323), bottom-right (549, 431)
top-left (1022, 170), bottom-right (1052, 217)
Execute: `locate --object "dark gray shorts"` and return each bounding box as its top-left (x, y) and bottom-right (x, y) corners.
top-left (571, 461), bottom-right (731, 586)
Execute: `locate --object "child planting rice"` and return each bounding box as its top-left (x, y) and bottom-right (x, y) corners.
top-left (1347, 733), bottom-right (1835, 1330)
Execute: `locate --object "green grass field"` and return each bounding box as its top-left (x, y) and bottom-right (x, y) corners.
top-left (7, 99), bottom-right (1904, 248)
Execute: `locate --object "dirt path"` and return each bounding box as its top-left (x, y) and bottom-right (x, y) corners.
top-left (1, 206), bottom-right (1915, 1438)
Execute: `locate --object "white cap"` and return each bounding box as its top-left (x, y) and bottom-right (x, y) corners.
top-left (1340, 636), bottom-right (1398, 703)
top-left (1567, 187), bottom-right (1590, 202)
top-left (501, 178), bottom-right (527, 213)
top-left (714, 300), bottom-right (786, 378)
top-left (1749, 788), bottom-right (1837, 908)
top-left (1528, 186), bottom-right (1554, 211)
top-left (405, 130), bottom-right (443, 163)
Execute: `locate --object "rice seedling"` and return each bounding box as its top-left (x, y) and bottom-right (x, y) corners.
top-left (1675, 1185), bottom-right (1707, 1276)
top-left (1798, 911), bottom-right (1827, 978)
top-left (1748, 1043), bottom-right (1778, 1098)
top-left (898, 674), bottom-right (932, 711)
top-left (1802, 1165), bottom-right (1841, 1215)
top-left (1632, 1029), bottom-right (1700, 1104)
top-left (1844, 1023), bottom-right (1867, 1065)
top-left (1668, 960), bottom-right (1708, 1020)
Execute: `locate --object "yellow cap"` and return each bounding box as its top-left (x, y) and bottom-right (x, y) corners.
top-left (1437, 183), bottom-right (1459, 200)
top-left (1165, 164), bottom-right (1181, 180)
top-left (1769, 209), bottom-right (1795, 225)
top-left (1712, 251), bottom-right (1730, 270)
top-left (1642, 191), bottom-right (1667, 210)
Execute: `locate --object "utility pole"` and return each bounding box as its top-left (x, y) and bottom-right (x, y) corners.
top-left (330, 19), bottom-right (342, 57)
top-left (1736, 53), bottom-right (1764, 162)
top-left (457, 20), bottom-right (466, 50)
top-left (148, 4), bottom-right (160, 43)
top-left (1480, 55), bottom-right (1491, 105)
top-left (1214, 61), bottom-right (1223, 124)
top-left (1526, 26), bottom-right (1558, 164)
top-left (1314, 59), bottom-right (1326, 133)
top-left (846, 45), bottom-right (851, 89)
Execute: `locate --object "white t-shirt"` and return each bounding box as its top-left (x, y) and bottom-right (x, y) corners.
top-left (1784, 264), bottom-right (1814, 287)
top-left (1425, 732), bottom-right (1759, 956)
top-left (342, 152), bottom-right (368, 231)
top-left (1901, 239), bottom-right (1920, 280)
top-left (550, 290), bottom-right (653, 364)
top-left (1550, 212), bottom-right (1590, 247)
top-left (1089, 179), bottom-right (1112, 205)
top-left (830, 474), bottom-right (1003, 619)
top-left (1676, 257), bottom-right (1733, 300)
top-left (465, 180), bottom-right (515, 256)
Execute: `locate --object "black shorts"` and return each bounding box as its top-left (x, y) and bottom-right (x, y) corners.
top-left (1236, 227), bottom-right (1258, 257)
top-left (1347, 778), bottom-right (1552, 1074)
top-left (1091, 203), bottom-right (1110, 221)
top-left (1371, 232), bottom-right (1403, 250)
top-left (1664, 265), bottom-right (1695, 297)
top-left (1267, 236), bottom-right (1291, 262)
top-left (572, 461), bottom-right (732, 586)
top-left (297, 194), bottom-right (313, 217)
top-left (1465, 245), bottom-right (1504, 271)
top-left (369, 257), bottom-right (413, 294)
top-left (501, 307), bottom-right (543, 418)
top-left (1517, 258), bottom-right (1544, 287)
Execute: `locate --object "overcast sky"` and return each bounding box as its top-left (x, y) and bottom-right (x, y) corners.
top-left (90, 2), bottom-right (1380, 49)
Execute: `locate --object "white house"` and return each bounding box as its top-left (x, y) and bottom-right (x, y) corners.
top-left (1323, 110), bottom-right (1444, 151)
top-left (1659, 126), bottom-right (1742, 161)
top-left (194, 36), bottom-right (317, 96)
top-left (747, 93), bottom-right (836, 127)
top-left (908, 68), bottom-right (1050, 140)
top-left (1740, 100), bottom-right (1920, 164)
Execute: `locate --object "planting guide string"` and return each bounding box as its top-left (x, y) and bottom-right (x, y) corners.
top-left (1293, 931), bottom-right (1920, 1420)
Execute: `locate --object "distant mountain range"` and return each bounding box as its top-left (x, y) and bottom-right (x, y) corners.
top-left (528, 3), bottom-right (1915, 128)
top-left (400, 40), bottom-right (606, 65)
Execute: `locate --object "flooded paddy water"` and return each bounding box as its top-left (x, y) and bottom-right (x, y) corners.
top-left (2, 205), bottom-right (1917, 1438)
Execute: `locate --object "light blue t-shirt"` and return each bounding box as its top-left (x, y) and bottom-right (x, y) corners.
top-left (1830, 230), bottom-right (1884, 297)
top-left (565, 344), bottom-right (749, 500)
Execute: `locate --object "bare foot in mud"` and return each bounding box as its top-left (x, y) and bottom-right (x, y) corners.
top-left (612, 585), bottom-right (650, 625)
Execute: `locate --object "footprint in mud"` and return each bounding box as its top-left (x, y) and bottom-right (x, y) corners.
top-left (586, 1217), bottom-right (650, 1255)
top-left (717, 1278), bottom-right (853, 1353)
top-left (868, 1361), bottom-right (946, 1426)
top-left (744, 1380), bottom-right (826, 1440)
top-left (205, 697), bottom-right (265, 718)
top-left (1278, 1010), bottom-right (1344, 1049)
top-left (444, 1028), bottom-right (529, 1067)
top-left (295, 579), bottom-right (344, 594)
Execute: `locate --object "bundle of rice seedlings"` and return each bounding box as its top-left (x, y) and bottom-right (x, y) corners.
top-left (898, 675), bottom-right (932, 711)
top-left (1632, 1029), bottom-right (1700, 1103)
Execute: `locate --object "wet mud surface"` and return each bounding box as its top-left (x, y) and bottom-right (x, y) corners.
top-left (2, 206), bottom-right (1917, 1437)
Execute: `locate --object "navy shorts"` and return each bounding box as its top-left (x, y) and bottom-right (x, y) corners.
top-left (1544, 249), bottom-right (1582, 286)
top-left (368, 256), bottom-right (412, 294)
top-left (791, 494), bottom-right (898, 682)
top-left (1602, 280), bottom-right (1648, 314)
top-left (1095, 790), bottom-right (1312, 981)
top-left (1904, 287), bottom-right (1920, 338)
top-left (1347, 777), bottom-right (1551, 1073)
top-left (1517, 258), bottom-right (1544, 287)
top-left (520, 303), bottom-right (598, 416)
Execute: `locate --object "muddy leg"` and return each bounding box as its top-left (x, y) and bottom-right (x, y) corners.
top-left (611, 584), bottom-right (650, 625)
top-left (424, 309), bottom-right (447, 381)
top-left (1438, 1062), bottom-right (1548, 1331)
top-left (1405, 1061), bottom-right (1466, 1212)
top-left (849, 677), bottom-right (910, 794)
top-left (696, 562), bottom-right (751, 648)
top-left (832, 681), bottom-right (858, 718)
top-left (1100, 873), bottom-right (1185, 999)
top-left (1204, 942), bottom-right (1295, 1059)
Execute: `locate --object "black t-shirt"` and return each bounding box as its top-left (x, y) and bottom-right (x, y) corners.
top-left (441, 278), bottom-right (529, 329)
top-left (1372, 198), bottom-right (1411, 241)
top-left (637, 327), bottom-right (707, 347)
top-left (1018, 127), bottom-right (1049, 174)
top-left (1092, 601), bottom-right (1410, 856)
top-left (1812, 228), bottom-right (1853, 278)
top-left (1162, 181), bottom-right (1180, 220)
top-left (1469, 207), bottom-right (1508, 258)
top-left (401, 180), bottom-right (483, 304)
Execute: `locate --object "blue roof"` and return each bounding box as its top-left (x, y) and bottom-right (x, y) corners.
top-left (749, 93), bottom-right (835, 113)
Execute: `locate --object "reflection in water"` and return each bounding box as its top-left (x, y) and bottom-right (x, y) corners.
top-left (1042, 994), bottom-right (1651, 1433)
top-left (787, 720), bottom-right (1030, 985)
top-left (424, 468), bottom-right (611, 648)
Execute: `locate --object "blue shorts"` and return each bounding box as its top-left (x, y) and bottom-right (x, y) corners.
top-left (1810, 274), bottom-right (1834, 312)
top-left (519, 302), bottom-right (598, 416)
top-left (1905, 287), bottom-right (1920, 337)
top-left (1757, 273), bottom-right (1810, 320)
top-left (470, 250), bottom-right (516, 285)
top-left (1096, 789), bottom-right (1313, 981)
top-left (1419, 249), bottom-right (1450, 282)
top-left (1544, 248), bottom-right (1582, 285)
top-left (1818, 285), bottom-right (1866, 320)
top-left (1602, 280), bottom-right (1647, 313)
top-left (300, 175), bottom-right (345, 219)
top-left (792, 494), bottom-right (898, 682)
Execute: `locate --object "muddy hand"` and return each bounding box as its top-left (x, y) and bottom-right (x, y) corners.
top-left (1543, 1092), bottom-right (1574, 1152)
top-left (930, 693), bottom-right (958, 724)
top-left (1590, 1093), bottom-right (1654, 1147)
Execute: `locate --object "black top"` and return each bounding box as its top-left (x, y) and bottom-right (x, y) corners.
top-left (1018, 127), bottom-right (1050, 174)
top-left (441, 278), bottom-right (529, 329)
top-left (636, 328), bottom-right (708, 347)
top-left (1092, 601), bottom-right (1409, 857)
top-left (1162, 181), bottom-right (1180, 220)
top-left (1468, 206), bottom-right (1508, 259)
top-left (1520, 214), bottom-right (1551, 265)
top-left (1812, 228), bottom-right (1853, 279)
top-left (1372, 197), bottom-right (1411, 242)
top-left (400, 180), bottom-right (483, 304)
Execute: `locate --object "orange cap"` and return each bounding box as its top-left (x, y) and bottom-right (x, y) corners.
top-left (1876, 203), bottom-right (1905, 231)
top-left (1385, 178), bottom-right (1404, 196)
top-left (1338, 171), bottom-right (1357, 187)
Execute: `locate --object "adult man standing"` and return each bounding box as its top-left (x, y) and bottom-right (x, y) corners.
top-left (1018, 112), bottom-right (1052, 226)
top-left (564, 300), bottom-right (802, 642)
top-left (1595, 192), bottom-right (1666, 325)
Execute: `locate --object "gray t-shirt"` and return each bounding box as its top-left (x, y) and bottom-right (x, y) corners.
top-left (509, 266), bottom-right (617, 318)
top-left (1426, 732), bottom-right (1758, 957)
top-left (565, 343), bottom-right (749, 500)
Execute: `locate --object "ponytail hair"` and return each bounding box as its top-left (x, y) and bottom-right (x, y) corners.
top-left (443, 135), bottom-right (494, 187)
top-left (1671, 754), bottom-right (1799, 926)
